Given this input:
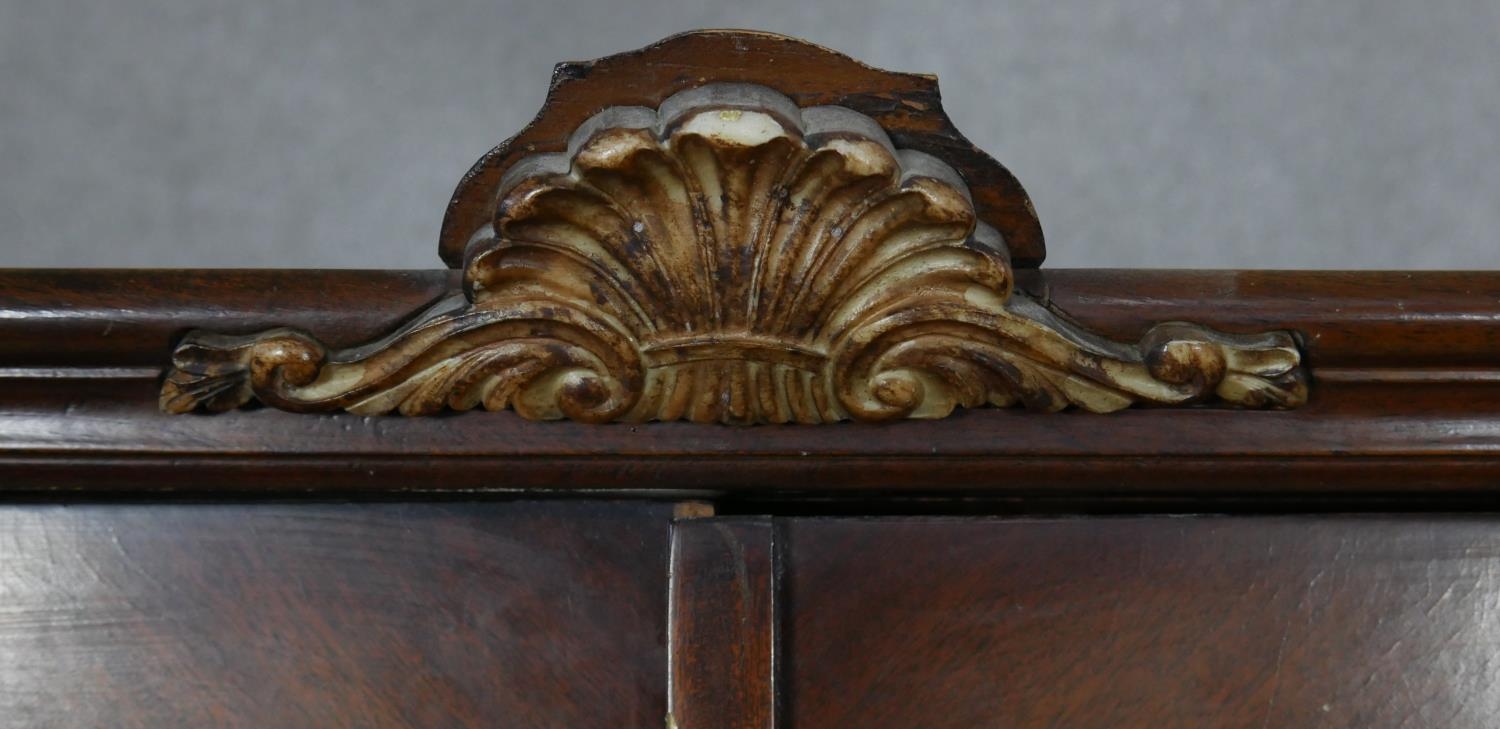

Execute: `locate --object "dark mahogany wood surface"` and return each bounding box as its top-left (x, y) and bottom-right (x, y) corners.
top-left (0, 269), bottom-right (456, 368)
top-left (1, 269), bottom-right (1496, 495)
top-left (783, 515), bottom-right (1500, 728)
top-left (0, 500), bottom-right (671, 728)
top-left (1033, 269), bottom-right (1500, 371)
top-left (669, 518), bottom-right (780, 729)
top-left (6, 376), bottom-right (1500, 496)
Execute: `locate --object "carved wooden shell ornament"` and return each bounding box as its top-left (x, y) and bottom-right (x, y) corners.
top-left (161, 32), bottom-right (1307, 424)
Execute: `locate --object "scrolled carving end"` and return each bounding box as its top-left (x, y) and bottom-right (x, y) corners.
top-left (159, 329), bottom-right (327, 414)
top-left (1141, 323), bottom-right (1308, 409)
top-left (160, 367), bottom-right (250, 415)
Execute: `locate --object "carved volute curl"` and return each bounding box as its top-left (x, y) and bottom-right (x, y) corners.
top-left (161, 32), bottom-right (1307, 424)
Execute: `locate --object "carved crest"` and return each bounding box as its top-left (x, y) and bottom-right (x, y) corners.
top-left (161, 34), bottom-right (1306, 424)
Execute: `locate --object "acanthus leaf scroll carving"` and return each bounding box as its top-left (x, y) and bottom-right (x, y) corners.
top-left (161, 83), bottom-right (1307, 424)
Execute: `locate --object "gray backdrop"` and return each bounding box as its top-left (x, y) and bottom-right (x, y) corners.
top-left (3, 0), bottom-right (1496, 269)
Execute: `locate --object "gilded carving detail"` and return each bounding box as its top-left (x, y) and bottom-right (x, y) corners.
top-left (161, 85), bottom-right (1306, 424)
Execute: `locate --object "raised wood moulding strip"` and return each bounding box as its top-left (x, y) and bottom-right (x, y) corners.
top-left (1, 270), bottom-right (1491, 378)
top-left (668, 518), bottom-right (780, 729)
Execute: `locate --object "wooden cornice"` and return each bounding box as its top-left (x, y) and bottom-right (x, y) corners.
top-left (2, 31), bottom-right (1494, 498)
top-left (1, 268), bottom-right (1496, 497)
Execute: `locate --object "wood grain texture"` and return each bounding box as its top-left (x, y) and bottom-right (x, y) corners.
top-left (783, 516), bottom-right (1500, 728)
top-left (669, 518), bottom-right (779, 729)
top-left (0, 501), bottom-right (671, 728)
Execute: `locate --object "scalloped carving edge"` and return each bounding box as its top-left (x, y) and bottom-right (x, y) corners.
top-left (438, 29), bottom-right (1047, 269)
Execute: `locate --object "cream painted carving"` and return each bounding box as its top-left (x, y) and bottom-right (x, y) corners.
top-left (161, 85), bottom-right (1306, 424)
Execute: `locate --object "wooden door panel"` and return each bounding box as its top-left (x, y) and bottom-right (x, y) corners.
top-left (0, 501), bottom-right (670, 729)
top-left (784, 516), bottom-right (1500, 728)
